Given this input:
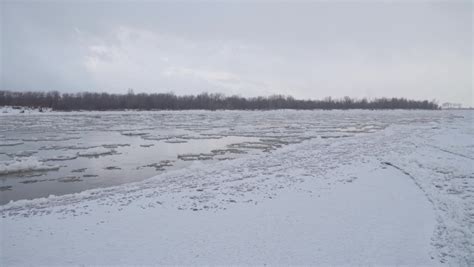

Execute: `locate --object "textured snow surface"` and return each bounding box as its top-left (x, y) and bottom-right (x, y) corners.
top-left (1, 110), bottom-right (473, 265)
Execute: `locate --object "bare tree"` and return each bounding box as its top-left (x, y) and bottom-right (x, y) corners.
top-left (0, 90), bottom-right (440, 111)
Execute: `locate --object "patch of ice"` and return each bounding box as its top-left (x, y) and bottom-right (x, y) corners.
top-left (43, 155), bottom-right (78, 161)
top-left (121, 131), bottom-right (149, 136)
top-left (0, 106), bottom-right (53, 115)
top-left (140, 144), bottom-right (154, 148)
top-left (77, 147), bottom-right (115, 157)
top-left (22, 136), bottom-right (80, 142)
top-left (0, 141), bottom-right (24, 146)
top-left (7, 150), bottom-right (38, 157)
top-left (0, 158), bottom-right (60, 175)
top-left (102, 144), bottom-right (130, 149)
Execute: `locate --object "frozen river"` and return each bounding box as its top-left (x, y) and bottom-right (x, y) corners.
top-left (1, 109), bottom-right (473, 265)
top-left (0, 109), bottom-right (464, 204)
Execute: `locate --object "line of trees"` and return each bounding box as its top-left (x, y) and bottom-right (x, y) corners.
top-left (0, 90), bottom-right (440, 111)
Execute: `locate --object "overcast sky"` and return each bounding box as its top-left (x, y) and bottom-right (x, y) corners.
top-left (1, 1), bottom-right (472, 106)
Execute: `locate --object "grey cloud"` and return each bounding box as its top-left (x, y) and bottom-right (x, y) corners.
top-left (1, 1), bottom-right (472, 106)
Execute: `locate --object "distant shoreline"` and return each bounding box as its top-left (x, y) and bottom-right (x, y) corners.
top-left (3, 106), bottom-right (463, 115)
top-left (1, 90), bottom-right (440, 111)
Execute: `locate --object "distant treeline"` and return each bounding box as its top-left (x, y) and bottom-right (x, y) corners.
top-left (0, 90), bottom-right (440, 111)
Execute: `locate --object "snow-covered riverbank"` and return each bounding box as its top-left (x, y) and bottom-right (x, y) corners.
top-left (2, 162), bottom-right (438, 265)
top-left (1, 110), bottom-right (472, 265)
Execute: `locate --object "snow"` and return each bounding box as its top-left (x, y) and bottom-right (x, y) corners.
top-left (0, 110), bottom-right (472, 265)
top-left (1, 163), bottom-right (437, 265)
top-left (0, 157), bottom-right (60, 175)
top-left (381, 117), bottom-right (474, 264)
